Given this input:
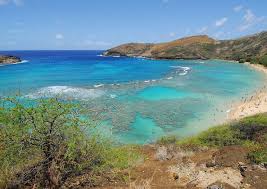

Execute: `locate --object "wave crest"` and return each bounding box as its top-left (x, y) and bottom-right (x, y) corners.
top-left (170, 66), bottom-right (191, 76)
top-left (26, 86), bottom-right (104, 100)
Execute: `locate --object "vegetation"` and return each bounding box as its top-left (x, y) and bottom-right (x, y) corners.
top-left (176, 113), bottom-right (267, 164)
top-left (1, 95), bottom-right (267, 188)
top-left (0, 97), bottom-right (140, 188)
top-left (259, 54), bottom-right (267, 67)
top-left (157, 135), bottom-right (179, 145)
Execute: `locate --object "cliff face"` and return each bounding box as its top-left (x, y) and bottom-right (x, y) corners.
top-left (0, 55), bottom-right (21, 64)
top-left (104, 31), bottom-right (267, 61)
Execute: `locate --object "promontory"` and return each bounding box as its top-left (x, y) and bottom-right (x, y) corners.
top-left (104, 31), bottom-right (267, 63)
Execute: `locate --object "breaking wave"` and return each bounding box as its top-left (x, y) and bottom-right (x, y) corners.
top-left (26, 86), bottom-right (104, 100)
top-left (170, 66), bottom-right (191, 76)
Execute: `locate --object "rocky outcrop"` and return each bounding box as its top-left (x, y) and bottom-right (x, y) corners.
top-left (104, 31), bottom-right (267, 61)
top-left (0, 55), bottom-right (21, 64)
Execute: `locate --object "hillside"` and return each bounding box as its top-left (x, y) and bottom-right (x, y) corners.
top-left (104, 31), bottom-right (267, 62)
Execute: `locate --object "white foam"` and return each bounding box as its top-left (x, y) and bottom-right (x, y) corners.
top-left (179, 72), bottom-right (187, 76)
top-left (170, 66), bottom-right (191, 76)
top-left (167, 77), bottom-right (173, 80)
top-left (0, 59), bottom-right (29, 66)
top-left (19, 60), bottom-right (29, 64)
top-left (26, 86), bottom-right (104, 100)
top-left (94, 84), bottom-right (104, 88)
top-left (144, 80), bottom-right (150, 83)
top-left (110, 94), bottom-right (117, 98)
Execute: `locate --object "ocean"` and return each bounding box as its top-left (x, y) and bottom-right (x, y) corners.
top-left (0, 50), bottom-right (265, 144)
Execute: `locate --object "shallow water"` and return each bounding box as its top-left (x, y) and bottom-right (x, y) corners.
top-left (0, 50), bottom-right (265, 144)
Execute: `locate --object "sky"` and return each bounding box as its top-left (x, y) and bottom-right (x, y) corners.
top-left (0, 0), bottom-right (267, 50)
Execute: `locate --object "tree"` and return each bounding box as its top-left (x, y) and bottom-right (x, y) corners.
top-left (259, 54), bottom-right (267, 67)
top-left (0, 97), bottom-right (105, 188)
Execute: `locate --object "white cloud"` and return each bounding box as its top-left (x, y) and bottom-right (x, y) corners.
top-left (84, 40), bottom-right (112, 47)
top-left (13, 0), bottom-right (23, 6)
top-left (184, 28), bottom-right (192, 36)
top-left (198, 26), bottom-right (208, 34)
top-left (234, 5), bottom-right (243, 12)
top-left (55, 33), bottom-right (64, 40)
top-left (215, 17), bottom-right (228, 27)
top-left (169, 32), bottom-right (175, 37)
top-left (213, 31), bottom-right (224, 39)
top-left (0, 0), bottom-right (23, 6)
top-left (162, 0), bottom-right (169, 3)
top-left (7, 29), bottom-right (24, 34)
top-left (238, 9), bottom-right (265, 31)
top-left (0, 0), bottom-right (9, 5)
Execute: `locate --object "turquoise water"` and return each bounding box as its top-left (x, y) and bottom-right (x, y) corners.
top-left (138, 86), bottom-right (195, 100)
top-left (0, 50), bottom-right (265, 144)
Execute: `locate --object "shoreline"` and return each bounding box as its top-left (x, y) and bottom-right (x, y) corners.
top-left (0, 60), bottom-right (28, 67)
top-left (228, 63), bottom-right (267, 120)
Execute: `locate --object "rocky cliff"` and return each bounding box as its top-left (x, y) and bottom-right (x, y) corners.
top-left (104, 31), bottom-right (267, 61)
top-left (0, 55), bottom-right (21, 64)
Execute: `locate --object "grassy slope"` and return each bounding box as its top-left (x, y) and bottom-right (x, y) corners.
top-left (173, 113), bottom-right (267, 163)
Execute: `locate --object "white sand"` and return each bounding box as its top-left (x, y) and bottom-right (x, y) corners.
top-left (228, 63), bottom-right (267, 120)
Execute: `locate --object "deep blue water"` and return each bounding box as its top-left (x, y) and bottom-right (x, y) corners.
top-left (0, 50), bottom-right (265, 144)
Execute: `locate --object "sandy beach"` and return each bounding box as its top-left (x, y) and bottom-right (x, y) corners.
top-left (228, 63), bottom-right (267, 120)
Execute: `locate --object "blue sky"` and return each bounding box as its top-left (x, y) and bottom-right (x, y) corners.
top-left (0, 0), bottom-right (267, 50)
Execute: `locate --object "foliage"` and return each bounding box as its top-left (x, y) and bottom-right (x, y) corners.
top-left (176, 114), bottom-right (267, 163)
top-left (197, 125), bottom-right (241, 146)
top-left (259, 54), bottom-right (267, 67)
top-left (157, 135), bottom-right (179, 145)
top-left (0, 97), bottom-right (139, 188)
top-left (231, 113), bottom-right (267, 140)
top-left (248, 148), bottom-right (267, 164)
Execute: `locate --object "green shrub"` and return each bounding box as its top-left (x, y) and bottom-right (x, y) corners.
top-left (177, 125), bottom-right (240, 148)
top-left (239, 59), bottom-right (245, 63)
top-left (197, 125), bottom-right (240, 147)
top-left (250, 56), bottom-right (259, 64)
top-left (259, 54), bottom-right (267, 67)
top-left (248, 147), bottom-right (267, 164)
top-left (157, 135), bottom-right (179, 145)
top-left (176, 136), bottom-right (205, 150)
top-left (231, 114), bottom-right (267, 140)
top-left (0, 97), bottom-right (140, 188)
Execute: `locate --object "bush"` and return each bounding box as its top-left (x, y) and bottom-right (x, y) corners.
top-left (157, 135), bottom-right (179, 145)
top-left (197, 125), bottom-right (241, 147)
top-left (239, 59), bottom-right (245, 63)
top-left (259, 54), bottom-right (267, 67)
top-left (231, 114), bottom-right (267, 140)
top-left (248, 147), bottom-right (267, 164)
top-left (177, 125), bottom-right (240, 148)
top-left (0, 97), bottom-right (139, 188)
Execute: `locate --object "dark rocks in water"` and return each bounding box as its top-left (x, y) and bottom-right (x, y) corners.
top-left (0, 55), bottom-right (21, 64)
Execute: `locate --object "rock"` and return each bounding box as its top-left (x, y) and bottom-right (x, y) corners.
top-left (0, 55), bottom-right (21, 64)
top-left (261, 162), bottom-right (267, 169)
top-left (206, 160), bottom-right (216, 168)
top-left (155, 146), bottom-right (168, 161)
top-left (207, 184), bottom-right (223, 189)
top-left (172, 173), bottom-right (179, 180)
top-left (238, 162), bottom-right (248, 177)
